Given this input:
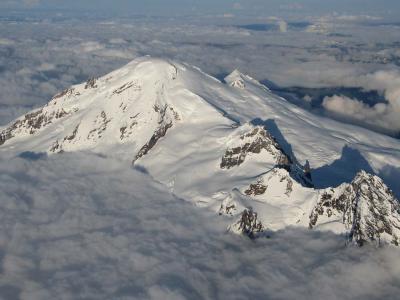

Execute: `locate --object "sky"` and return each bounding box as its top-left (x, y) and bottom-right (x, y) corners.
top-left (2, 0), bottom-right (400, 17)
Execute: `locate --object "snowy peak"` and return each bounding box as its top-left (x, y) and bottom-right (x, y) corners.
top-left (225, 69), bottom-right (247, 89)
top-left (224, 69), bottom-right (270, 91)
top-left (310, 171), bottom-right (400, 246)
top-left (1, 56), bottom-right (400, 248)
top-left (220, 125), bottom-right (291, 169)
top-left (0, 57), bottom-right (231, 161)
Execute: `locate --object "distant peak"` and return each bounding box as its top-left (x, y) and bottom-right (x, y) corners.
top-left (225, 69), bottom-right (246, 89)
top-left (224, 69), bottom-right (267, 90)
top-left (225, 69), bottom-right (244, 81)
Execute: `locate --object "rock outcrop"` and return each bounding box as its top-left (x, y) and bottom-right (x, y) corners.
top-left (231, 208), bottom-right (264, 238)
top-left (0, 108), bottom-right (70, 146)
top-left (310, 171), bottom-right (400, 246)
top-left (133, 104), bottom-right (175, 163)
top-left (220, 126), bottom-right (291, 169)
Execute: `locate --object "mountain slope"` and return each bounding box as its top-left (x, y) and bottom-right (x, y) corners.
top-left (1, 56), bottom-right (399, 246)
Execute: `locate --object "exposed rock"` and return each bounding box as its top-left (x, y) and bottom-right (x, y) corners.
top-left (64, 124), bottom-right (80, 142)
top-left (49, 140), bottom-right (62, 153)
top-left (133, 105), bottom-right (175, 163)
top-left (49, 124), bottom-right (80, 153)
top-left (216, 193), bottom-right (239, 217)
top-left (134, 121), bottom-right (172, 162)
top-left (169, 107), bottom-right (181, 121)
top-left (120, 118), bottom-right (138, 140)
top-left (0, 108), bottom-right (70, 146)
top-left (230, 79), bottom-right (246, 89)
top-left (85, 77), bottom-right (98, 89)
top-left (87, 111), bottom-right (111, 140)
top-left (0, 129), bottom-right (12, 146)
top-left (309, 171), bottom-right (400, 246)
top-left (219, 203), bottom-right (237, 216)
top-left (225, 70), bottom-right (248, 89)
top-left (113, 80), bottom-right (141, 94)
top-left (52, 88), bottom-right (74, 100)
top-left (232, 208), bottom-right (264, 238)
top-left (220, 126), bottom-right (291, 169)
top-left (245, 180), bottom-right (267, 196)
top-left (243, 168), bottom-right (295, 199)
top-left (120, 126), bottom-right (127, 139)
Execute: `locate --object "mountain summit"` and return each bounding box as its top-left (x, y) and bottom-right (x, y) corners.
top-left (1, 56), bottom-right (399, 246)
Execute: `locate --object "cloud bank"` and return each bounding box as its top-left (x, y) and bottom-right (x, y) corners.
top-left (0, 14), bottom-right (399, 136)
top-left (0, 152), bottom-right (399, 299)
top-left (322, 70), bottom-right (400, 135)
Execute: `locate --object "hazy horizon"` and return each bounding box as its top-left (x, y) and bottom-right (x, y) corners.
top-left (2, 0), bottom-right (400, 19)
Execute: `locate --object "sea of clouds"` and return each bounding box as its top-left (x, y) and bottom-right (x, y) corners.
top-left (0, 13), bottom-right (400, 136)
top-left (0, 152), bottom-right (399, 300)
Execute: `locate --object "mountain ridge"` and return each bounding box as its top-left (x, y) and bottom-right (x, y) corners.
top-left (1, 56), bottom-right (399, 246)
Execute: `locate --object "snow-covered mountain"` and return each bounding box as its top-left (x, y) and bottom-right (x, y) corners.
top-left (1, 56), bottom-right (399, 246)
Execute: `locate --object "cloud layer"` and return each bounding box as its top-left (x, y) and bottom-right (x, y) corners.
top-left (0, 14), bottom-right (399, 135)
top-left (0, 152), bottom-right (399, 299)
top-left (321, 70), bottom-right (400, 134)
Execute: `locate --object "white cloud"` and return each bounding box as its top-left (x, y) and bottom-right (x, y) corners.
top-left (321, 70), bottom-right (400, 134)
top-left (0, 38), bottom-right (14, 46)
top-left (322, 95), bottom-right (396, 132)
top-left (75, 41), bottom-right (105, 53)
top-left (0, 15), bottom-right (399, 137)
top-left (0, 152), bottom-right (399, 299)
top-left (37, 63), bottom-right (55, 72)
top-left (279, 20), bottom-right (288, 33)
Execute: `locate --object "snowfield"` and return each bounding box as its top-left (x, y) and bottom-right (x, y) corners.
top-left (0, 57), bottom-right (400, 299)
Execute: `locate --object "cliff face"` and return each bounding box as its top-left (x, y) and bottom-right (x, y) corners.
top-left (310, 171), bottom-right (400, 246)
top-left (220, 126), bottom-right (291, 170)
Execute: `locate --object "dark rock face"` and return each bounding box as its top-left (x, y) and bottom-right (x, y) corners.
top-left (133, 105), bottom-right (174, 163)
top-left (52, 88), bottom-right (74, 100)
top-left (220, 125), bottom-right (313, 189)
top-left (219, 203), bottom-right (237, 216)
top-left (235, 208), bottom-right (264, 238)
top-left (113, 81), bottom-right (141, 94)
top-left (245, 181), bottom-right (267, 196)
top-left (230, 79), bottom-right (246, 89)
top-left (309, 171), bottom-right (400, 246)
top-left (243, 168), bottom-right (295, 199)
top-left (50, 124), bottom-right (81, 153)
top-left (64, 124), bottom-right (80, 141)
top-left (220, 127), bottom-right (291, 169)
top-left (0, 108), bottom-right (70, 146)
top-left (0, 129), bottom-right (12, 146)
top-left (49, 140), bottom-right (62, 153)
top-left (134, 122), bottom-right (172, 162)
top-left (85, 78), bottom-right (98, 89)
top-left (87, 111), bottom-right (111, 140)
